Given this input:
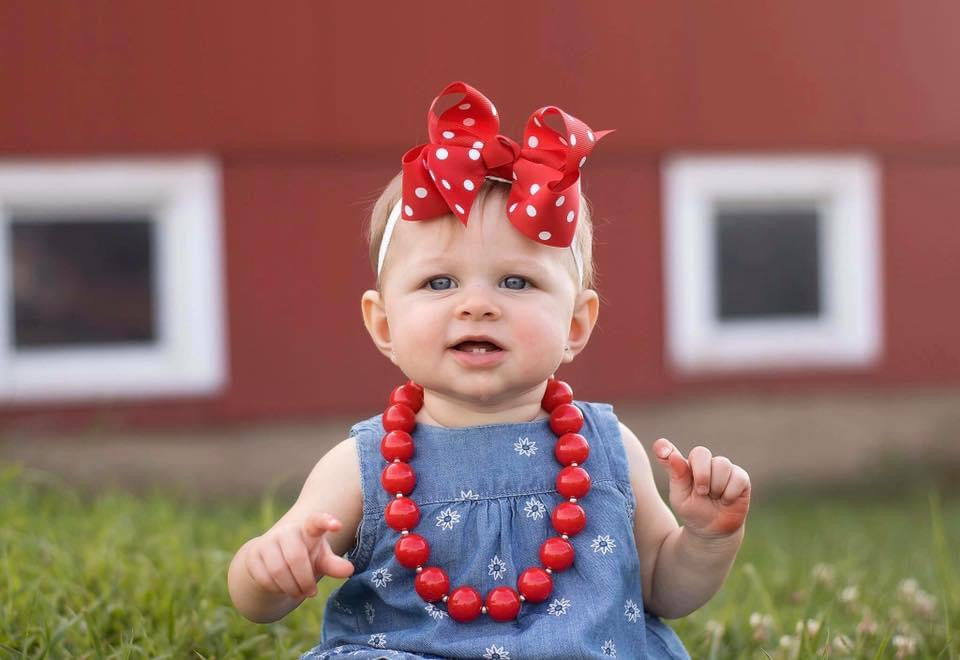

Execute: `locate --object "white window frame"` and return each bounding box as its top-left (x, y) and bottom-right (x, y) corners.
top-left (663, 154), bottom-right (882, 373)
top-left (0, 157), bottom-right (226, 401)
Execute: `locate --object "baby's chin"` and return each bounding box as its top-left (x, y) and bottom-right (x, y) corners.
top-left (413, 378), bottom-right (554, 407)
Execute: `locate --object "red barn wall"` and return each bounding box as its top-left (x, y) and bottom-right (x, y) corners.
top-left (0, 1), bottom-right (958, 429)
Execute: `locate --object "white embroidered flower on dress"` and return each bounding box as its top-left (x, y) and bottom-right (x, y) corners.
top-left (458, 489), bottom-right (480, 500)
top-left (523, 497), bottom-right (547, 520)
top-left (591, 534), bottom-right (617, 555)
top-left (436, 507), bottom-right (461, 530)
top-left (547, 597), bottom-right (572, 616)
top-left (364, 601), bottom-right (375, 624)
top-left (371, 567), bottom-right (393, 589)
top-left (601, 639), bottom-right (617, 656)
top-left (483, 645), bottom-right (511, 659)
top-left (514, 436), bottom-right (537, 456)
top-left (368, 632), bottom-right (387, 648)
top-left (425, 603), bottom-right (448, 621)
top-left (488, 555), bottom-right (507, 580)
top-left (624, 599), bottom-right (642, 623)
top-left (332, 598), bottom-right (353, 614)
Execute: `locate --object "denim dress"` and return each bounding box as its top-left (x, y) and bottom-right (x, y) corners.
top-left (299, 401), bottom-right (690, 660)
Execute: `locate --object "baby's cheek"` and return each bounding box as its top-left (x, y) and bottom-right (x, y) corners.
top-left (511, 315), bottom-right (565, 352)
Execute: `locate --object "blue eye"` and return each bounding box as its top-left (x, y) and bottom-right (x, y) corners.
top-left (427, 276), bottom-right (455, 291)
top-left (502, 276), bottom-right (530, 290)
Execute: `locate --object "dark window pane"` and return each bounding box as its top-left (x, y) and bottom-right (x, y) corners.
top-left (715, 206), bottom-right (821, 320)
top-left (10, 217), bottom-right (156, 348)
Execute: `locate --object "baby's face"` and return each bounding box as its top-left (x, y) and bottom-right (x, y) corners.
top-left (377, 187), bottom-right (581, 407)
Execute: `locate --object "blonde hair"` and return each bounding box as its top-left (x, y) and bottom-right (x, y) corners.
top-left (365, 171), bottom-right (596, 291)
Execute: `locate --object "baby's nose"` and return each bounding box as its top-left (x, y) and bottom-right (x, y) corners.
top-left (455, 285), bottom-right (501, 319)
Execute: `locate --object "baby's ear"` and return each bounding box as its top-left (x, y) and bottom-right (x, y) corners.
top-left (361, 289), bottom-right (395, 362)
top-left (564, 288), bottom-right (599, 363)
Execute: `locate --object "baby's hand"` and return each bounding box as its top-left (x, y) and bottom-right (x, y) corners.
top-left (244, 512), bottom-right (355, 600)
top-left (652, 438), bottom-right (751, 540)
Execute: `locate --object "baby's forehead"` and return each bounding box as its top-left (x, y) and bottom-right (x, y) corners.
top-left (392, 210), bottom-right (566, 271)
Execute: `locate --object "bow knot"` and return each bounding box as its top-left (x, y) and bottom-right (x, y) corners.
top-left (400, 81), bottom-right (613, 248)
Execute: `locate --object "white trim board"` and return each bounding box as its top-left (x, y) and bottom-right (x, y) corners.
top-left (663, 154), bottom-right (882, 373)
top-left (0, 157), bottom-right (227, 402)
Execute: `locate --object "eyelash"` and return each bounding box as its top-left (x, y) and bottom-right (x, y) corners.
top-left (425, 276), bottom-right (532, 291)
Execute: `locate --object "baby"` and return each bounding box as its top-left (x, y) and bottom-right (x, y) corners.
top-left (228, 82), bottom-right (751, 659)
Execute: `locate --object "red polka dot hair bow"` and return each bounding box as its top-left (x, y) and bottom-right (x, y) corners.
top-left (398, 81), bottom-right (615, 249)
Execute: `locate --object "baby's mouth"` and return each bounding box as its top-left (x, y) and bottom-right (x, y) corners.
top-left (451, 340), bottom-right (503, 354)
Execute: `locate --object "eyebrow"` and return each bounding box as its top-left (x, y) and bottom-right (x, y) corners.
top-left (413, 256), bottom-right (553, 275)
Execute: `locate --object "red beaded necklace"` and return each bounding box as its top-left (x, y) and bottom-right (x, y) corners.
top-left (379, 377), bottom-right (592, 623)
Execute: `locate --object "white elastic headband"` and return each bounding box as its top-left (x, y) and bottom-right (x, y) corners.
top-left (377, 198), bottom-right (584, 286)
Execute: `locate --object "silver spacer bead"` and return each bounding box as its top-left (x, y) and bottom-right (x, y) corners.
top-left (401, 529), bottom-right (409, 535)
top-left (519, 595), bottom-right (526, 602)
top-left (569, 497), bottom-right (577, 503)
top-left (416, 566), bottom-right (423, 573)
top-left (481, 606), bottom-right (488, 615)
top-left (561, 534), bottom-right (569, 540)
top-left (393, 457), bottom-right (400, 463)
top-left (395, 492), bottom-right (403, 498)
top-left (442, 595), bottom-right (449, 603)
top-left (545, 567), bottom-right (553, 574)
top-left (571, 462), bottom-right (578, 467)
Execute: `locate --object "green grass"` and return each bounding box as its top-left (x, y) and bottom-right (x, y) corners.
top-left (0, 463), bottom-right (957, 659)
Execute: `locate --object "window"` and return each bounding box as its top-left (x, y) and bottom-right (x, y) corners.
top-left (663, 155), bottom-right (881, 372)
top-left (0, 158), bottom-right (226, 401)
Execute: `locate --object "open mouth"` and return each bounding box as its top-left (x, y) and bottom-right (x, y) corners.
top-left (451, 340), bottom-right (503, 354)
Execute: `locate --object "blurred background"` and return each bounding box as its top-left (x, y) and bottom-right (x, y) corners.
top-left (0, 1), bottom-right (958, 499)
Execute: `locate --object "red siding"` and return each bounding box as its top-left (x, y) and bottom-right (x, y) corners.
top-left (1, 1), bottom-right (959, 429)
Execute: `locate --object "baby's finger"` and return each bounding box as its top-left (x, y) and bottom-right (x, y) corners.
top-left (262, 539), bottom-right (304, 598)
top-left (246, 546), bottom-right (284, 594)
top-left (303, 512), bottom-right (341, 538)
top-left (688, 446), bottom-right (713, 496)
top-left (721, 466), bottom-right (752, 505)
top-left (314, 537), bottom-right (356, 579)
top-left (652, 438), bottom-right (687, 476)
top-left (653, 438), bottom-right (693, 498)
top-left (710, 456), bottom-right (734, 499)
top-left (280, 530), bottom-right (318, 597)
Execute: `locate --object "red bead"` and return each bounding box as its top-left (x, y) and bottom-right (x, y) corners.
top-left (549, 403), bottom-right (583, 435)
top-left (517, 567), bottom-right (553, 603)
top-left (414, 566), bottom-right (449, 602)
top-left (541, 378), bottom-right (573, 412)
top-left (390, 383), bottom-right (424, 412)
top-left (485, 586), bottom-right (521, 622)
top-left (447, 586), bottom-right (483, 622)
top-left (394, 533), bottom-right (430, 568)
top-left (381, 461), bottom-right (416, 495)
top-left (384, 497), bottom-right (420, 531)
top-left (383, 403), bottom-right (416, 433)
top-left (381, 430), bottom-right (415, 462)
top-left (551, 502), bottom-right (587, 536)
top-left (556, 465), bottom-right (591, 499)
top-left (554, 432), bottom-right (589, 466)
top-left (540, 536), bottom-right (575, 571)
top-left (406, 380), bottom-right (424, 395)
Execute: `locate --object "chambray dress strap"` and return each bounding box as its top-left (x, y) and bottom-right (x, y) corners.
top-left (578, 401), bottom-right (637, 520)
top-left (342, 415), bottom-right (389, 575)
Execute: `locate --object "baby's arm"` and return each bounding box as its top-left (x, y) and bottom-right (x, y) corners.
top-left (619, 422), bottom-right (749, 619)
top-left (227, 436), bottom-right (364, 623)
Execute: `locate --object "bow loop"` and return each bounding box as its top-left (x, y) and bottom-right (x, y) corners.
top-left (507, 107), bottom-right (615, 246)
top-left (427, 81), bottom-right (501, 149)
